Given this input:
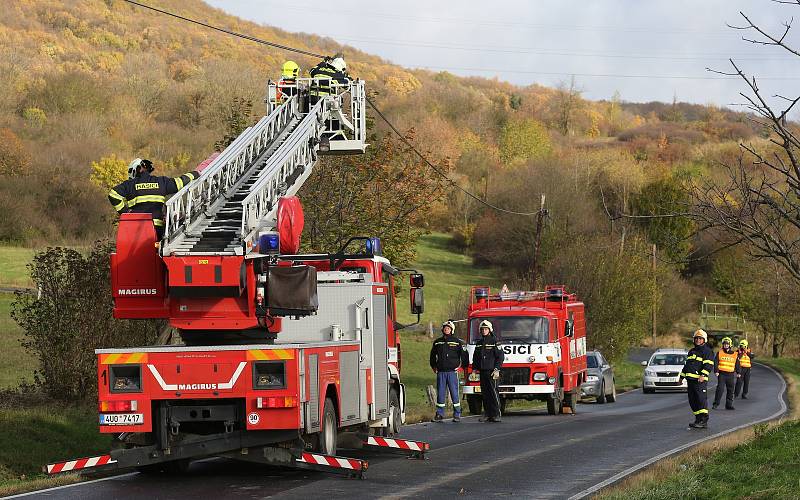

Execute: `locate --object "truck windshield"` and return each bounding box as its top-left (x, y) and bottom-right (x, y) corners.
top-left (469, 317), bottom-right (549, 344)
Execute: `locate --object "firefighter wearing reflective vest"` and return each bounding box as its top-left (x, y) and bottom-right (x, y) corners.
top-left (108, 158), bottom-right (202, 239)
top-left (309, 55), bottom-right (349, 105)
top-left (680, 329), bottom-right (714, 428)
top-left (472, 320), bottom-right (504, 423)
top-left (430, 320), bottom-right (470, 423)
top-left (735, 339), bottom-right (755, 399)
top-left (277, 60), bottom-right (300, 104)
top-left (712, 337), bottom-right (740, 410)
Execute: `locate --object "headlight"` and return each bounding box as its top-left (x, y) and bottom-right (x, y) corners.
top-left (586, 375), bottom-right (599, 382)
top-left (548, 377), bottom-right (556, 384)
top-left (468, 372), bottom-right (480, 382)
top-left (645, 369), bottom-right (656, 376)
top-left (253, 361), bottom-right (286, 389)
top-left (533, 372), bottom-right (547, 381)
top-left (110, 365), bottom-right (142, 393)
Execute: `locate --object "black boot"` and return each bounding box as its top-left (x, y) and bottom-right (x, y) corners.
top-left (695, 415), bottom-right (708, 428)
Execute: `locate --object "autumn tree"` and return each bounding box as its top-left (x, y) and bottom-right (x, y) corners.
top-left (499, 118), bottom-right (552, 165)
top-left (0, 128), bottom-right (31, 176)
top-left (89, 154), bottom-right (128, 190)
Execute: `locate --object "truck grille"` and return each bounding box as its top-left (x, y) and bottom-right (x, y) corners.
top-left (500, 368), bottom-right (531, 386)
top-left (656, 371), bottom-right (680, 377)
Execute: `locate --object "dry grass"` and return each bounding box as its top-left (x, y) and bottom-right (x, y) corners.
top-left (0, 472), bottom-right (82, 497)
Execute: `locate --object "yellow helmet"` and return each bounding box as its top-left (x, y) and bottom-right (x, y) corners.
top-left (693, 329), bottom-right (708, 342)
top-left (282, 60), bottom-right (299, 78)
top-left (739, 339), bottom-right (749, 348)
top-left (721, 336), bottom-right (732, 346)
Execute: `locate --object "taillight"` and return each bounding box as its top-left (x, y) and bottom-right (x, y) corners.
top-left (256, 396), bottom-right (298, 408)
top-left (99, 400), bottom-right (138, 412)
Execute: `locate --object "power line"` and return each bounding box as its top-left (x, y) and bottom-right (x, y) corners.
top-left (121, 0), bottom-right (538, 217)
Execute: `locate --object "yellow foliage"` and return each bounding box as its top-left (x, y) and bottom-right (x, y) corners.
top-left (90, 154), bottom-right (128, 191)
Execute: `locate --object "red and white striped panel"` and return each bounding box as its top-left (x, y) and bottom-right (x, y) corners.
top-left (46, 455), bottom-right (116, 474)
top-left (297, 453), bottom-right (366, 471)
top-left (365, 436), bottom-right (430, 451)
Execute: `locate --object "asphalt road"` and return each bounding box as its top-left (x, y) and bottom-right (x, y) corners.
top-left (12, 362), bottom-right (786, 500)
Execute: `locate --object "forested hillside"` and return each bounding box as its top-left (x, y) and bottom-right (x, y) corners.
top-left (3, 0), bottom-right (796, 358)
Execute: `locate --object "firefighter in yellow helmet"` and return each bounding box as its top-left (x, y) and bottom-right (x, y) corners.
top-left (712, 337), bottom-right (739, 410)
top-left (680, 329), bottom-right (714, 428)
top-left (277, 60), bottom-right (300, 103)
top-left (735, 339), bottom-right (755, 399)
top-left (471, 319), bottom-right (504, 422)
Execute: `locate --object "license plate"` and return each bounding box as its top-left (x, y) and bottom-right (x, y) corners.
top-left (659, 378), bottom-right (676, 383)
top-left (100, 413), bottom-right (143, 426)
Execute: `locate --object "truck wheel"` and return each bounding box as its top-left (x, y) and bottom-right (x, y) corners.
top-left (606, 381), bottom-right (617, 402)
top-left (565, 390), bottom-right (578, 413)
top-left (377, 387), bottom-right (402, 437)
top-left (547, 391), bottom-right (563, 415)
top-left (596, 382), bottom-right (607, 404)
top-left (467, 395), bottom-right (482, 415)
top-left (316, 398), bottom-right (337, 456)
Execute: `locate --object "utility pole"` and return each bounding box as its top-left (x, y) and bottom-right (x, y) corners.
top-left (652, 243), bottom-right (657, 347)
top-left (531, 194), bottom-right (548, 290)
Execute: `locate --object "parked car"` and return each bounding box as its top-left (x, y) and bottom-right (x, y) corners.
top-left (580, 351), bottom-right (616, 403)
top-left (642, 348), bottom-right (688, 393)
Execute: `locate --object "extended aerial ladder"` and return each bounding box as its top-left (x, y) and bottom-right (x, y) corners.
top-left (162, 79), bottom-right (367, 256)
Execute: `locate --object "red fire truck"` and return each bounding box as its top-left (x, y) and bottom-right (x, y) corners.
top-left (45, 79), bottom-right (429, 479)
top-left (463, 285), bottom-right (588, 416)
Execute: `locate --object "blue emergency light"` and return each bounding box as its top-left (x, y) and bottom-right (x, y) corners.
top-left (365, 237), bottom-right (382, 256)
top-left (259, 233), bottom-right (280, 254)
top-left (474, 288), bottom-right (489, 300)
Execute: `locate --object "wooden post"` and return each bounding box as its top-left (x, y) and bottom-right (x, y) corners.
top-left (531, 194), bottom-right (547, 290)
top-left (652, 244), bottom-right (657, 346)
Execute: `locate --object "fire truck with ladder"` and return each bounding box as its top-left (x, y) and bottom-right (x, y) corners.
top-left (463, 286), bottom-right (588, 416)
top-left (45, 77), bottom-right (429, 479)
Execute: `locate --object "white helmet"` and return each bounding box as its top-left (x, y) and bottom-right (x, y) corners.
top-left (442, 320), bottom-right (455, 334)
top-left (479, 320), bottom-right (493, 333)
top-left (330, 57), bottom-right (346, 73)
top-left (693, 329), bottom-right (708, 342)
top-left (127, 158), bottom-right (153, 179)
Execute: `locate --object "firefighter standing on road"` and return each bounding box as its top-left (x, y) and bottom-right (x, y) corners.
top-left (712, 337), bottom-right (740, 410)
top-left (108, 158), bottom-right (207, 239)
top-left (430, 320), bottom-right (470, 422)
top-left (472, 320), bottom-right (504, 423)
top-left (735, 339), bottom-right (755, 399)
top-left (680, 329), bottom-right (714, 428)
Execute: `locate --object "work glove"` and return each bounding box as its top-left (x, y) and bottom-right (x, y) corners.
top-left (491, 368), bottom-right (500, 380)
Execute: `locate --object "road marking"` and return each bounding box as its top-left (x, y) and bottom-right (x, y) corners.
top-left (566, 362), bottom-right (788, 500)
top-left (3, 473), bottom-right (139, 499)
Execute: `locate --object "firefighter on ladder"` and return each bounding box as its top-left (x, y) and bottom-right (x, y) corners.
top-left (680, 329), bottom-right (714, 428)
top-left (309, 55), bottom-right (349, 105)
top-left (472, 320), bottom-right (504, 423)
top-left (277, 60), bottom-right (300, 104)
top-left (430, 320), bottom-right (470, 423)
top-left (712, 337), bottom-right (740, 410)
top-left (735, 339), bottom-right (754, 399)
top-left (107, 158), bottom-right (207, 239)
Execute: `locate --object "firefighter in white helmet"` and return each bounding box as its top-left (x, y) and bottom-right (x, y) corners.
top-left (471, 319), bottom-right (504, 422)
top-left (309, 54), bottom-right (349, 105)
top-left (430, 320), bottom-right (469, 422)
top-left (680, 329), bottom-right (714, 428)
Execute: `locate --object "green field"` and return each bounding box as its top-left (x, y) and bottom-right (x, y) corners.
top-left (601, 358), bottom-right (800, 500)
top-left (398, 232), bottom-right (502, 327)
top-left (0, 247), bottom-right (36, 288)
top-left (0, 293), bottom-right (36, 388)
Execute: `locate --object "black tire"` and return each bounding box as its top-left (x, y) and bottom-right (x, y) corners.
top-left (564, 390), bottom-right (578, 413)
top-left (643, 387), bottom-right (655, 394)
top-left (606, 381), bottom-right (617, 402)
top-left (547, 388), bottom-right (563, 415)
top-left (596, 382), bottom-right (607, 404)
top-left (316, 398), bottom-right (337, 456)
top-left (467, 395), bottom-right (482, 415)
top-left (377, 387), bottom-right (401, 437)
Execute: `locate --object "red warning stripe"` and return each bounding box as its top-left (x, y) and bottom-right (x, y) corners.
top-left (46, 454), bottom-right (116, 474)
top-left (297, 452), bottom-right (367, 471)
top-left (365, 436), bottom-right (430, 451)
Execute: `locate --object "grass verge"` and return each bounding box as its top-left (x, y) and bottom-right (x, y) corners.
top-left (612, 359), bottom-right (644, 393)
top-left (0, 293), bottom-right (36, 388)
top-left (598, 358), bottom-right (799, 500)
top-left (0, 405), bottom-right (112, 496)
top-left (0, 247), bottom-right (35, 288)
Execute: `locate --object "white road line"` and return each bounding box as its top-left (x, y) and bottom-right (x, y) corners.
top-left (567, 362), bottom-right (788, 500)
top-left (2, 473), bottom-right (139, 499)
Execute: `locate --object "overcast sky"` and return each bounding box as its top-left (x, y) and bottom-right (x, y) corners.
top-left (205, 0), bottom-right (800, 109)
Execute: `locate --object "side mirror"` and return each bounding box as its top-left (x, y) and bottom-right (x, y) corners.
top-left (410, 288), bottom-right (424, 315)
top-left (640, 360), bottom-right (648, 366)
top-left (410, 273), bottom-right (424, 288)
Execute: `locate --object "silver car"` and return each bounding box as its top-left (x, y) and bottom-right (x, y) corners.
top-left (580, 351), bottom-right (616, 403)
top-left (642, 348), bottom-right (688, 393)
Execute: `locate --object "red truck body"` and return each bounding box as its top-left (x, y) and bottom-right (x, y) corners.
top-left (463, 285), bottom-right (588, 415)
